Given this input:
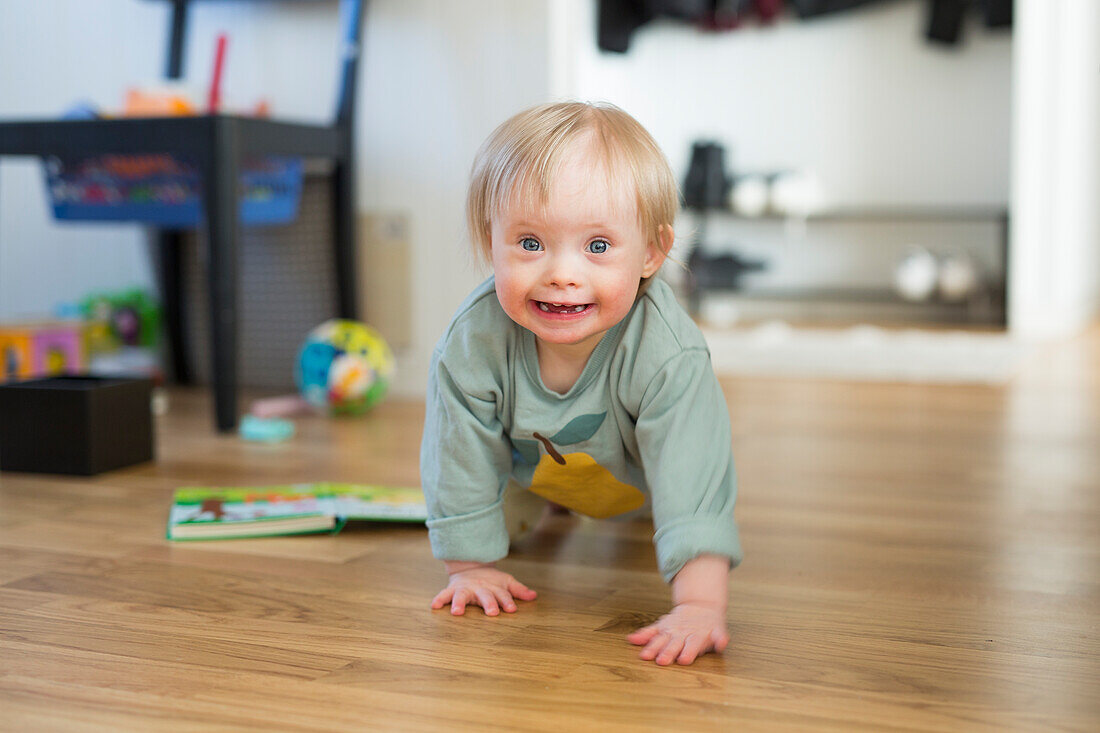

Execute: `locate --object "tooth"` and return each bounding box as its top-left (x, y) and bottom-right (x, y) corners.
top-left (539, 303), bottom-right (549, 312)
top-left (573, 305), bottom-right (584, 312)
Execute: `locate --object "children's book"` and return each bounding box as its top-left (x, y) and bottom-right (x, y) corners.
top-left (167, 483), bottom-right (427, 541)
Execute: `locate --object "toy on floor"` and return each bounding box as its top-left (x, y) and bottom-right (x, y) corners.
top-left (0, 321), bottom-right (86, 382)
top-left (239, 415), bottom-right (295, 443)
top-left (69, 289), bottom-right (164, 381)
top-left (80, 288), bottom-right (161, 349)
top-left (295, 319), bottom-right (394, 415)
top-left (250, 394), bottom-right (312, 419)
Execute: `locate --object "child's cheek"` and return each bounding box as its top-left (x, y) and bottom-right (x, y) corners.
top-left (607, 292), bottom-right (636, 323)
top-left (601, 277), bottom-right (640, 319)
top-left (494, 273), bottom-right (527, 324)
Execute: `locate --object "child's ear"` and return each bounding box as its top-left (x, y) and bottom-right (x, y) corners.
top-left (642, 225), bottom-right (673, 278)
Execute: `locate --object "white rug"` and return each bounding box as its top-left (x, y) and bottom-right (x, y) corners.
top-left (702, 322), bottom-right (1029, 384)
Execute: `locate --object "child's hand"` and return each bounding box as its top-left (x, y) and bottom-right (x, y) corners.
top-left (626, 602), bottom-right (729, 666)
top-left (431, 563), bottom-right (537, 617)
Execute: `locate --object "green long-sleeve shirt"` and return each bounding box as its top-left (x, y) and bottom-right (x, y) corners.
top-left (420, 276), bottom-right (741, 582)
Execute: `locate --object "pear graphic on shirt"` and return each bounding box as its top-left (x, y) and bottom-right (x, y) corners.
top-left (516, 412), bottom-right (645, 519)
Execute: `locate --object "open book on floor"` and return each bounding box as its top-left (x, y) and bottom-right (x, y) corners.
top-left (167, 483), bottom-right (427, 540)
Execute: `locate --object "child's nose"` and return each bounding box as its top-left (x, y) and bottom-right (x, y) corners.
top-left (545, 250), bottom-right (581, 289)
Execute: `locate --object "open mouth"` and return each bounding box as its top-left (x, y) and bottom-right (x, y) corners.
top-left (533, 301), bottom-right (592, 316)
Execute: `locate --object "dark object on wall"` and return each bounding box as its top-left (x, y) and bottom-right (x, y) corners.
top-left (688, 249), bottom-right (769, 291)
top-left (926, 0), bottom-right (966, 44)
top-left (926, 0), bottom-right (1012, 46)
top-left (752, 0), bottom-right (785, 23)
top-left (0, 376), bottom-right (155, 475)
top-left (599, 0), bottom-right (898, 51)
top-left (786, 0), bottom-right (889, 18)
top-left (599, 0), bottom-right (711, 52)
top-left (699, 0), bottom-right (785, 31)
top-left (683, 141), bottom-right (733, 210)
top-left (682, 140), bottom-right (770, 311)
top-left (698, 0), bottom-right (751, 31)
top-left (983, 0), bottom-right (1012, 28)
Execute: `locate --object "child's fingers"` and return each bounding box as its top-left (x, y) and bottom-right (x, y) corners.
top-left (450, 589), bottom-right (470, 616)
top-left (507, 578), bottom-right (537, 601)
top-left (677, 634), bottom-right (706, 665)
top-left (627, 625), bottom-right (659, 646)
top-left (638, 632), bottom-right (670, 661)
top-left (431, 588), bottom-right (454, 609)
top-left (493, 588), bottom-right (518, 613)
top-left (710, 627), bottom-right (730, 653)
top-left (474, 588), bottom-right (500, 616)
top-left (655, 636), bottom-right (685, 666)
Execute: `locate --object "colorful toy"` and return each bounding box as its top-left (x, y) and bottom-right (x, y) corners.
top-left (79, 288), bottom-right (161, 351)
top-left (0, 322), bottom-right (86, 382)
top-left (34, 325), bottom-right (85, 375)
top-left (239, 415), bottom-right (295, 443)
top-left (295, 319), bottom-right (394, 415)
top-left (45, 153), bottom-right (303, 227)
top-left (250, 394), bottom-right (312, 419)
top-left (0, 329), bottom-right (33, 380)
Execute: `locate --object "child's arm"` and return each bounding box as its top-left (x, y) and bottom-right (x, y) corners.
top-left (627, 554), bottom-right (730, 665)
top-left (422, 347), bottom-right (522, 614)
top-left (628, 346), bottom-right (741, 665)
top-left (431, 560), bottom-right (537, 616)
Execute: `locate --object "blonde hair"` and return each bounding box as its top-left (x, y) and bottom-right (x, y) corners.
top-left (466, 101), bottom-right (679, 293)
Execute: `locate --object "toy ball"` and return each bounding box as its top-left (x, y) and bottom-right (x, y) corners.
top-left (938, 254), bottom-right (979, 302)
top-left (769, 170), bottom-right (825, 218)
top-left (894, 247), bottom-right (938, 302)
top-left (730, 175), bottom-right (769, 217)
top-left (295, 319), bottom-right (395, 415)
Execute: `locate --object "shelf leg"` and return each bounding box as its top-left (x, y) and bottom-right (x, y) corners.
top-left (202, 121), bottom-right (241, 432)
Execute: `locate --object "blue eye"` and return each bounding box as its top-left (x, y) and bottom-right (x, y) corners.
top-left (520, 237), bottom-right (542, 252)
top-left (587, 240), bottom-right (610, 254)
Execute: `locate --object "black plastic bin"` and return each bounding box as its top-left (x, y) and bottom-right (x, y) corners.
top-left (0, 375), bottom-right (154, 475)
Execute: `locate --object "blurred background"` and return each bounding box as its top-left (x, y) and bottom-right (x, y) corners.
top-left (0, 0), bottom-right (1096, 396)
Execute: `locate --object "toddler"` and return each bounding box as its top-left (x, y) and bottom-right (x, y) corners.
top-left (421, 101), bottom-right (741, 666)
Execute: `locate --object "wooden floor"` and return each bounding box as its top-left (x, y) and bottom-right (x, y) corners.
top-left (2, 329), bottom-right (1098, 732)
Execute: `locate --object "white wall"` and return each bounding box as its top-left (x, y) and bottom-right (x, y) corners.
top-left (357, 0), bottom-right (552, 394)
top-left (0, 0), bottom-right (165, 320)
top-left (565, 0), bottom-right (1012, 206)
top-left (554, 0), bottom-right (1014, 292)
top-left (1010, 0), bottom-right (1100, 337)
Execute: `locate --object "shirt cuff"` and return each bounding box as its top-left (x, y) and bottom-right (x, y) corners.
top-left (427, 501), bottom-right (510, 564)
top-left (654, 515), bottom-right (743, 583)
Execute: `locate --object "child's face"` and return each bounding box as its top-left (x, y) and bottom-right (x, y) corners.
top-left (491, 140), bottom-right (667, 357)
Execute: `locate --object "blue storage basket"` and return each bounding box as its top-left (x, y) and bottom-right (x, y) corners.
top-left (43, 154), bottom-right (303, 227)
